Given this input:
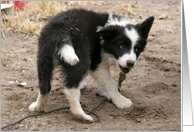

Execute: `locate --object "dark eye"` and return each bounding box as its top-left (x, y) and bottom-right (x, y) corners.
top-left (135, 47), bottom-right (139, 52)
top-left (120, 45), bottom-right (125, 49)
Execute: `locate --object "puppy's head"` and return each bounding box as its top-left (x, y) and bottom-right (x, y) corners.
top-left (97, 14), bottom-right (154, 73)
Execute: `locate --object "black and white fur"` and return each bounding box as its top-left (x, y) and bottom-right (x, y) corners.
top-left (29, 9), bottom-right (154, 121)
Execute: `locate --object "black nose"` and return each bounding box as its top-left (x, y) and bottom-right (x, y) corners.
top-left (127, 60), bottom-right (134, 67)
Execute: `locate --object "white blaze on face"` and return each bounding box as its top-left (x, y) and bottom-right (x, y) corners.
top-left (105, 13), bottom-right (133, 27)
top-left (124, 28), bottom-right (139, 47)
top-left (118, 28), bottom-right (139, 68)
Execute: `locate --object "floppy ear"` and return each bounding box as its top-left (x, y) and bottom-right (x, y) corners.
top-left (136, 16), bottom-right (154, 38)
top-left (97, 26), bottom-right (120, 42)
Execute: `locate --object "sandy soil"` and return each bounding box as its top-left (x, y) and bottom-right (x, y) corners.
top-left (1, 1), bottom-right (181, 131)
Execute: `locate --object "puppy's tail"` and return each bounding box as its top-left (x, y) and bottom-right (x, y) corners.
top-left (58, 38), bottom-right (79, 66)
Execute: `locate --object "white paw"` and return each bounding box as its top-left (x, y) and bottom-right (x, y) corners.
top-left (112, 95), bottom-right (133, 109)
top-left (74, 114), bottom-right (94, 122)
top-left (84, 115), bottom-right (94, 121)
top-left (29, 102), bottom-right (45, 112)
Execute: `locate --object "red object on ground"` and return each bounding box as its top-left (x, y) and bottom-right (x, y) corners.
top-left (14, 1), bottom-right (25, 11)
top-left (2, 1), bottom-right (26, 11)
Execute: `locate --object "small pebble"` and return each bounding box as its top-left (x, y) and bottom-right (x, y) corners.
top-left (136, 118), bottom-right (141, 122)
top-left (9, 81), bottom-right (14, 84)
top-left (21, 82), bottom-right (27, 86)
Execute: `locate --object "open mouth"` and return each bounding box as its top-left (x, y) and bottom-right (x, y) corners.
top-left (119, 65), bottom-right (130, 73)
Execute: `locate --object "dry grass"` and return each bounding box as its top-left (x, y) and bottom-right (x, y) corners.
top-left (1, 1), bottom-right (67, 37)
top-left (67, 1), bottom-right (111, 6)
top-left (1, 1), bottom-right (131, 38)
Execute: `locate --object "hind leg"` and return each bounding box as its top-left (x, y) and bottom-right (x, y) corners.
top-left (62, 64), bottom-right (93, 121)
top-left (29, 49), bottom-right (54, 112)
top-left (64, 80), bottom-right (93, 121)
top-left (29, 90), bottom-right (50, 112)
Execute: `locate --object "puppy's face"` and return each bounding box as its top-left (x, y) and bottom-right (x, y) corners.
top-left (97, 15), bottom-right (154, 73)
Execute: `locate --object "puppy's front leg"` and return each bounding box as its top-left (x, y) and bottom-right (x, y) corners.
top-left (92, 67), bottom-right (132, 109)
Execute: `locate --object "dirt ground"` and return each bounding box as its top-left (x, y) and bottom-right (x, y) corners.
top-left (1, 1), bottom-right (181, 131)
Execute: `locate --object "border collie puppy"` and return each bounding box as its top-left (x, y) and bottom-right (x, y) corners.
top-left (29, 9), bottom-right (154, 121)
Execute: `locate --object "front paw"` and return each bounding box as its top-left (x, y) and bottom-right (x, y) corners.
top-left (112, 95), bottom-right (133, 109)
